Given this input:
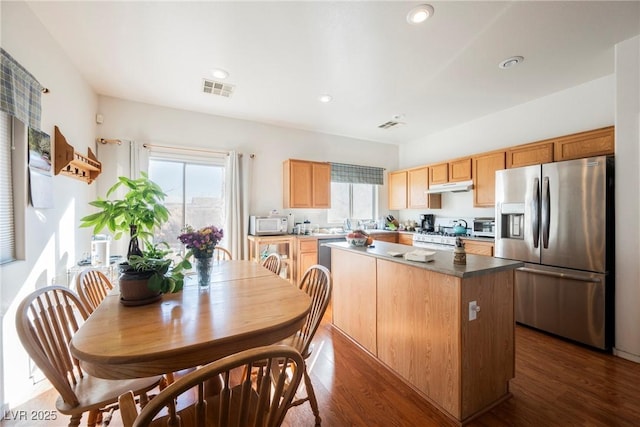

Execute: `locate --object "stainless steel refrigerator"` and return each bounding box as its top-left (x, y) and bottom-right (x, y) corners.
top-left (495, 156), bottom-right (614, 350)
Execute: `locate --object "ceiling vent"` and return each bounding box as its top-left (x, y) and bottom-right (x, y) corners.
top-left (378, 120), bottom-right (404, 129)
top-left (202, 79), bottom-right (235, 97)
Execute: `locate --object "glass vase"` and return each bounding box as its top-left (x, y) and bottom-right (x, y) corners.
top-left (195, 256), bottom-right (213, 287)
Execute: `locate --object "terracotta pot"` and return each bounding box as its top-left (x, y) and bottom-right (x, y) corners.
top-left (118, 264), bottom-right (161, 306)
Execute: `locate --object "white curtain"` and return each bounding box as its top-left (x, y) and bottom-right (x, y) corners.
top-left (130, 141), bottom-right (149, 176)
top-left (225, 151), bottom-right (249, 260)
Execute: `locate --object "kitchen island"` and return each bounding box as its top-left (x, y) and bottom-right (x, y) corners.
top-left (326, 240), bottom-right (523, 425)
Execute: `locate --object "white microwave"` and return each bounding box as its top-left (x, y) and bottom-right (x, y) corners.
top-left (249, 216), bottom-right (289, 236)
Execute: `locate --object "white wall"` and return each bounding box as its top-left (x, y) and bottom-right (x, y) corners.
top-left (95, 95), bottom-right (399, 232)
top-left (613, 35), bottom-right (640, 362)
top-left (397, 75), bottom-right (615, 222)
top-left (0, 1), bottom-right (99, 411)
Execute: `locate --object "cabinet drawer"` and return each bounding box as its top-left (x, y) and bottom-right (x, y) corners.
top-left (299, 239), bottom-right (318, 253)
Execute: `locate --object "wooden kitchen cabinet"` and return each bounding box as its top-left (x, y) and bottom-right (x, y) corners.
top-left (283, 159), bottom-right (331, 208)
top-left (408, 167), bottom-right (441, 209)
top-left (388, 170), bottom-right (408, 209)
top-left (296, 238), bottom-right (318, 284)
top-left (428, 163), bottom-right (448, 186)
top-left (332, 249), bottom-right (378, 356)
top-left (449, 157), bottom-right (472, 182)
top-left (428, 158), bottom-right (472, 187)
top-left (462, 239), bottom-right (494, 257)
top-left (398, 233), bottom-right (413, 246)
top-left (473, 151), bottom-right (505, 207)
top-left (554, 126), bottom-right (614, 161)
top-left (506, 141), bottom-right (554, 168)
top-left (369, 232), bottom-right (398, 243)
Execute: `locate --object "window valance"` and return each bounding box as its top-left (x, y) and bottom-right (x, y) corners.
top-left (330, 162), bottom-right (384, 185)
top-left (0, 48), bottom-right (45, 130)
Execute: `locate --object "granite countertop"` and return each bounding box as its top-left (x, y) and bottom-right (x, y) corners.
top-left (325, 240), bottom-right (522, 278)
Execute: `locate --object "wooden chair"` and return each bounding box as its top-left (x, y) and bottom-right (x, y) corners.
top-left (15, 286), bottom-right (165, 427)
top-left (76, 269), bottom-right (114, 313)
top-left (261, 253), bottom-right (282, 276)
top-left (279, 265), bottom-right (332, 426)
top-left (213, 246), bottom-right (232, 261)
top-left (118, 345), bottom-right (304, 427)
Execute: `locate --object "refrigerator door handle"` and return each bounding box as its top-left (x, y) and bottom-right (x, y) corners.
top-left (541, 176), bottom-right (550, 249)
top-left (518, 267), bottom-right (602, 283)
top-left (532, 177), bottom-right (540, 248)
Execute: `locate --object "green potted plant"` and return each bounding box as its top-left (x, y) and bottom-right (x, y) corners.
top-left (80, 173), bottom-right (191, 305)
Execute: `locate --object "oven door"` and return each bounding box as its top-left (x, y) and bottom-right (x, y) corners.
top-left (412, 241), bottom-right (455, 252)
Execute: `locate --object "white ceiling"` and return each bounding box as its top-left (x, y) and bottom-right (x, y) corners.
top-left (25, 1), bottom-right (640, 145)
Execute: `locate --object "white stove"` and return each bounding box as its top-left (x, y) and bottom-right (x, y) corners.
top-left (412, 232), bottom-right (461, 251)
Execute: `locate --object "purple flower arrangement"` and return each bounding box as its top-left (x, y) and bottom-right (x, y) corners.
top-left (178, 225), bottom-right (224, 259)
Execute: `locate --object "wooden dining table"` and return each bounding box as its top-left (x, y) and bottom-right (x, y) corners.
top-left (70, 260), bottom-right (311, 380)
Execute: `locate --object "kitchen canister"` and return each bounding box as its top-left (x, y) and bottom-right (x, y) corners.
top-left (91, 234), bottom-right (111, 266)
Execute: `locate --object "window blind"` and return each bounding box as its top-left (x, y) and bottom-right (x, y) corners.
top-left (0, 111), bottom-right (14, 263)
top-left (330, 162), bottom-right (384, 185)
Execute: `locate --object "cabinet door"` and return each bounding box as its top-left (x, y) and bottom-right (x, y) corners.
top-left (284, 160), bottom-right (312, 208)
top-left (506, 141), bottom-right (554, 168)
top-left (473, 151), bottom-right (505, 207)
top-left (463, 240), bottom-right (494, 256)
top-left (296, 239), bottom-right (318, 283)
top-left (312, 162), bottom-right (331, 208)
top-left (408, 167), bottom-right (429, 208)
top-left (449, 158), bottom-right (472, 182)
top-left (428, 163), bottom-right (448, 186)
top-left (332, 250), bottom-right (377, 355)
top-left (388, 171), bottom-right (407, 210)
top-left (371, 233), bottom-right (398, 243)
top-left (398, 233), bottom-right (413, 246)
top-left (554, 126), bottom-right (614, 161)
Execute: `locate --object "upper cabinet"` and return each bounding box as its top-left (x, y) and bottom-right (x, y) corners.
top-left (506, 141), bottom-right (554, 169)
top-left (388, 170), bottom-right (408, 210)
top-left (389, 168), bottom-right (441, 210)
top-left (428, 163), bottom-right (448, 186)
top-left (428, 157), bottom-right (472, 187)
top-left (408, 167), bottom-right (441, 209)
top-left (283, 159), bottom-right (331, 208)
top-left (448, 157), bottom-right (472, 182)
top-left (554, 126), bottom-right (614, 161)
top-left (473, 151), bottom-right (505, 207)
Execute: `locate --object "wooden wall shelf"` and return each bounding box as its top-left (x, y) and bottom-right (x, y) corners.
top-left (54, 126), bottom-right (101, 184)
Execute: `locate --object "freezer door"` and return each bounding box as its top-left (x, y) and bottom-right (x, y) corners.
top-left (541, 157), bottom-right (607, 272)
top-left (515, 263), bottom-right (610, 349)
top-left (495, 165), bottom-right (540, 264)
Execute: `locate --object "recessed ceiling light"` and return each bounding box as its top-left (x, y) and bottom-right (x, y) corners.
top-left (318, 94), bottom-right (333, 103)
top-left (211, 69), bottom-right (229, 79)
top-left (407, 4), bottom-right (434, 24)
top-left (498, 56), bottom-right (524, 69)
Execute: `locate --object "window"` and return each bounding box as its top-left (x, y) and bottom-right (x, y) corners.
top-left (327, 182), bottom-right (378, 224)
top-left (0, 111), bottom-right (15, 264)
top-left (148, 158), bottom-right (225, 253)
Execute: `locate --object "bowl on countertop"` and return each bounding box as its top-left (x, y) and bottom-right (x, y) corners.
top-left (346, 236), bottom-right (368, 247)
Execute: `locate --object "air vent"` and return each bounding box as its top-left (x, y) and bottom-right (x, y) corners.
top-left (202, 79), bottom-right (235, 97)
top-left (378, 120), bottom-right (404, 129)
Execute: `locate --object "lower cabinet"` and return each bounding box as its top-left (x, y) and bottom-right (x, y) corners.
top-left (247, 235), bottom-right (295, 283)
top-left (296, 238), bottom-right (318, 284)
top-left (398, 233), bottom-right (413, 246)
top-left (369, 232), bottom-right (398, 243)
top-left (462, 239), bottom-right (494, 256)
top-left (331, 250), bottom-right (377, 355)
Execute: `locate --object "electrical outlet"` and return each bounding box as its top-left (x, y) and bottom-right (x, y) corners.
top-left (469, 301), bottom-right (480, 321)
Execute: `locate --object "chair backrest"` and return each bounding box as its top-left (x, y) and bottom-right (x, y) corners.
top-left (76, 269), bottom-right (114, 313)
top-left (15, 286), bottom-right (90, 408)
top-left (261, 253), bottom-right (282, 276)
top-left (119, 345), bottom-right (304, 427)
top-left (293, 265), bottom-right (332, 358)
top-left (213, 246), bottom-right (232, 261)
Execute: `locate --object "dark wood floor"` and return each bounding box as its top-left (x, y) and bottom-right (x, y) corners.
top-left (5, 311), bottom-right (640, 426)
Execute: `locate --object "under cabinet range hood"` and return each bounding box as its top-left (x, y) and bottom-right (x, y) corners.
top-left (427, 180), bottom-right (474, 194)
